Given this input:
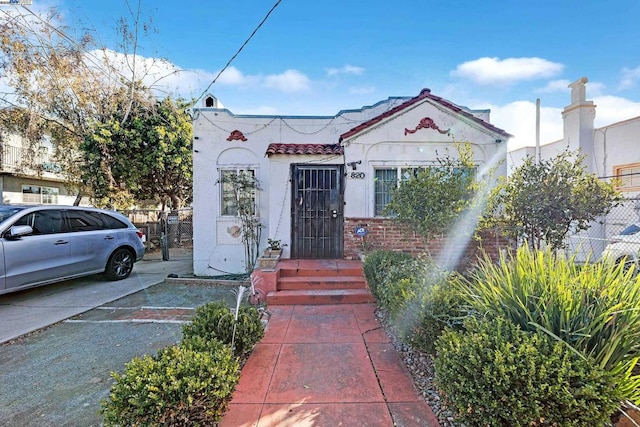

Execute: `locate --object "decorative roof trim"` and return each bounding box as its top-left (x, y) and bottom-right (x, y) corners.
top-left (404, 117), bottom-right (450, 136)
top-left (265, 143), bottom-right (344, 156)
top-left (226, 130), bottom-right (247, 141)
top-left (339, 88), bottom-right (513, 142)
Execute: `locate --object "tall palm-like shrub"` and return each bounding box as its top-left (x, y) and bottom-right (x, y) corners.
top-left (452, 246), bottom-right (640, 403)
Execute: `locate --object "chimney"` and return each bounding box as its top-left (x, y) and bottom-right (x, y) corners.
top-left (562, 77), bottom-right (596, 172)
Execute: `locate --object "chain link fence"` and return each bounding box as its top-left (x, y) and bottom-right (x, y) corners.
top-left (125, 208), bottom-right (193, 259)
top-left (565, 196), bottom-right (640, 264)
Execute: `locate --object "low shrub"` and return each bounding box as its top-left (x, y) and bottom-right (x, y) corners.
top-left (452, 246), bottom-right (640, 403)
top-left (435, 317), bottom-right (622, 426)
top-left (101, 343), bottom-right (240, 426)
top-left (363, 250), bottom-right (423, 312)
top-left (363, 250), bottom-right (417, 297)
top-left (182, 301), bottom-right (264, 357)
top-left (399, 274), bottom-right (464, 355)
top-left (364, 250), bottom-right (462, 354)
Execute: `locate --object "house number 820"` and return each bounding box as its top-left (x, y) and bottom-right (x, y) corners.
top-left (350, 172), bottom-right (365, 179)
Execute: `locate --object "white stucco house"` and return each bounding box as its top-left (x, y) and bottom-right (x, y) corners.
top-left (508, 77), bottom-right (640, 259)
top-left (192, 89), bottom-right (512, 276)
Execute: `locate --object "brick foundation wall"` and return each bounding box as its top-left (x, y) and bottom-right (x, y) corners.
top-left (344, 217), bottom-right (513, 270)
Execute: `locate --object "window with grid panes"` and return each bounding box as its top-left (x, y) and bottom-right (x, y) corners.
top-left (22, 185), bottom-right (59, 204)
top-left (374, 169), bottom-right (397, 216)
top-left (220, 169), bottom-right (256, 216)
top-left (614, 163), bottom-right (640, 191)
top-left (374, 166), bottom-right (475, 216)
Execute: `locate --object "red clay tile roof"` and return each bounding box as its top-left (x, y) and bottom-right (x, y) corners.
top-left (339, 88), bottom-right (513, 141)
top-left (266, 143), bottom-right (344, 156)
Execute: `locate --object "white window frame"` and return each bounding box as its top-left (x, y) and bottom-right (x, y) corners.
top-left (219, 168), bottom-right (258, 217)
top-left (373, 164), bottom-right (476, 217)
top-left (22, 185), bottom-right (59, 204)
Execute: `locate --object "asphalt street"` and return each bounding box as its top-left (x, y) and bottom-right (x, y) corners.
top-left (0, 250), bottom-right (238, 426)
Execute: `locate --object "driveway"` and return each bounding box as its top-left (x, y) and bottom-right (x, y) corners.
top-left (0, 251), bottom-right (239, 426)
top-left (0, 249), bottom-right (193, 344)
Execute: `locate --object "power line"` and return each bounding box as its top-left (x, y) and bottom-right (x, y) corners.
top-left (194, 0), bottom-right (283, 105)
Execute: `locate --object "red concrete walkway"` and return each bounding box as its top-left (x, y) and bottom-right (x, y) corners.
top-left (220, 304), bottom-right (440, 426)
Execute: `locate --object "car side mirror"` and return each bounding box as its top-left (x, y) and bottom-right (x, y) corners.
top-left (5, 225), bottom-right (34, 239)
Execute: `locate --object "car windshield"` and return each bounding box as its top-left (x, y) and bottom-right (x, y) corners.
top-left (620, 224), bottom-right (640, 236)
top-left (0, 206), bottom-right (27, 226)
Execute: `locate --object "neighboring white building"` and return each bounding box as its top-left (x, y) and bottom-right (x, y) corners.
top-left (508, 77), bottom-right (640, 258)
top-left (192, 89), bottom-right (511, 276)
top-left (0, 129), bottom-right (79, 205)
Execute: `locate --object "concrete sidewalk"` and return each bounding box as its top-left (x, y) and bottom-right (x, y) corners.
top-left (221, 304), bottom-right (440, 427)
top-left (0, 250), bottom-right (193, 344)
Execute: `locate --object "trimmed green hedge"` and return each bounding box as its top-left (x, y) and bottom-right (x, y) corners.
top-left (182, 301), bottom-right (264, 358)
top-left (363, 250), bottom-right (460, 354)
top-left (103, 301), bottom-right (265, 425)
top-left (435, 317), bottom-right (622, 426)
top-left (102, 342), bottom-right (240, 426)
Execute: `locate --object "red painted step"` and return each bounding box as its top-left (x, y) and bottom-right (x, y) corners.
top-left (278, 267), bottom-right (364, 278)
top-left (277, 276), bottom-right (366, 290)
top-left (265, 259), bottom-right (374, 305)
top-left (266, 289), bottom-right (375, 305)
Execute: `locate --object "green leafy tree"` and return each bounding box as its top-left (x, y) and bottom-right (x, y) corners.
top-left (487, 149), bottom-right (621, 250)
top-left (0, 4), bottom-right (186, 206)
top-left (384, 143), bottom-right (479, 241)
top-left (81, 96), bottom-right (193, 210)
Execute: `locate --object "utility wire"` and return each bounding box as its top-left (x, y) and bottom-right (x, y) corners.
top-left (194, 0), bottom-right (282, 105)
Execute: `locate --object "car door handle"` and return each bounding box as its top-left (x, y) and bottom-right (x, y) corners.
top-left (104, 236), bottom-right (114, 240)
top-left (54, 240), bottom-right (69, 245)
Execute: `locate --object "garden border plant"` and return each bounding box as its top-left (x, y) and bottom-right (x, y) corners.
top-left (363, 245), bottom-right (640, 425)
top-left (435, 316), bottom-right (622, 426)
top-left (101, 299), bottom-right (265, 425)
top-left (451, 246), bottom-right (640, 405)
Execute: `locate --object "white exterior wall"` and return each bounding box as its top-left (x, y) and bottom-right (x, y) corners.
top-left (342, 101), bottom-right (507, 219)
top-left (192, 96), bottom-right (509, 276)
top-left (507, 78), bottom-right (640, 259)
top-left (192, 108), bottom-right (386, 275)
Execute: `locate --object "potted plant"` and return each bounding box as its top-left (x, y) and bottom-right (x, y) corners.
top-left (264, 238), bottom-right (286, 258)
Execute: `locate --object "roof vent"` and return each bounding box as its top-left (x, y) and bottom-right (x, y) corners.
top-left (204, 95), bottom-right (218, 108)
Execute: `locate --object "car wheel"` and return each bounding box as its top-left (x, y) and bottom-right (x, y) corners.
top-left (105, 248), bottom-right (135, 280)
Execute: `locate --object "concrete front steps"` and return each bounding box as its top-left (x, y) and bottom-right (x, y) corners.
top-left (266, 259), bottom-right (375, 305)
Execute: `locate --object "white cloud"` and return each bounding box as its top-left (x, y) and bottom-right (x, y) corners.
top-left (536, 79), bottom-right (571, 93)
top-left (214, 66), bottom-right (252, 86)
top-left (480, 94), bottom-right (640, 153)
top-left (82, 51), bottom-right (311, 99)
top-left (592, 95), bottom-right (640, 126)
top-left (88, 49), bottom-right (200, 97)
top-left (479, 100), bottom-right (564, 150)
top-left (349, 86), bottom-right (375, 95)
top-left (536, 79), bottom-right (606, 97)
top-left (451, 57), bottom-right (564, 85)
top-left (326, 65), bottom-right (365, 76)
top-left (619, 66), bottom-right (640, 90)
top-left (264, 69), bottom-right (310, 92)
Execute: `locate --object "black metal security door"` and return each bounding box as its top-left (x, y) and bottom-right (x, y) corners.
top-left (291, 164), bottom-right (344, 259)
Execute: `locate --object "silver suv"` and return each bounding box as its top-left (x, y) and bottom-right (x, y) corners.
top-left (0, 205), bottom-right (145, 295)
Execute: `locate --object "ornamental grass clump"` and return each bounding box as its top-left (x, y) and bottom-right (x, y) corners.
top-left (435, 317), bottom-right (622, 426)
top-left (452, 246), bottom-right (640, 403)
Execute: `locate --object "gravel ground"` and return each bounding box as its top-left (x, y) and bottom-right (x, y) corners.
top-left (375, 308), bottom-right (458, 427)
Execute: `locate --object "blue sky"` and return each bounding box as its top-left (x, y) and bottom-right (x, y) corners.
top-left (4, 0), bottom-right (640, 149)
